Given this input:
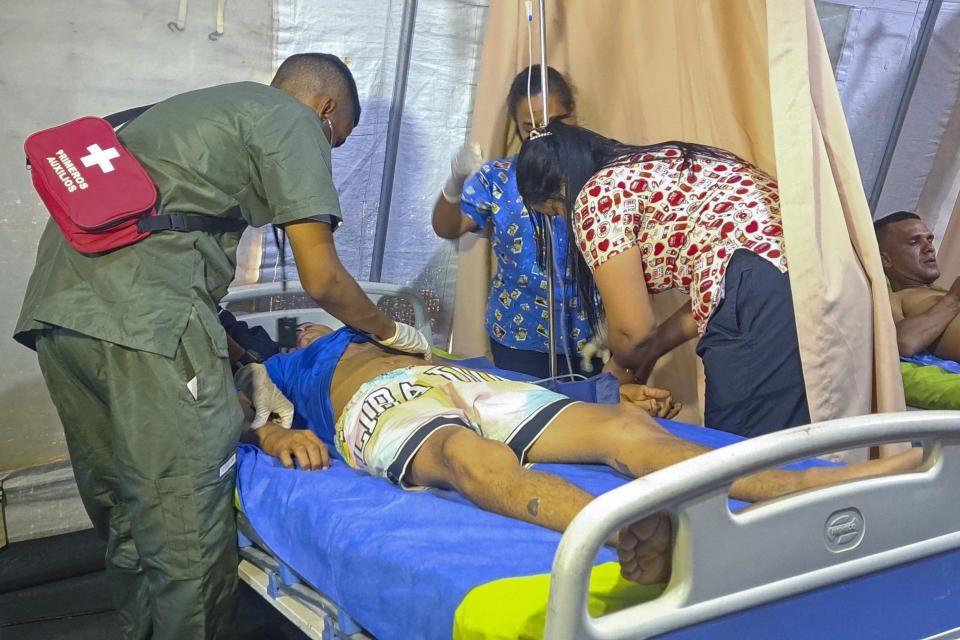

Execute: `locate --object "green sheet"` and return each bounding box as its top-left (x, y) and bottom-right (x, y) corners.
top-left (901, 361), bottom-right (960, 409)
top-left (453, 562), bottom-right (665, 639)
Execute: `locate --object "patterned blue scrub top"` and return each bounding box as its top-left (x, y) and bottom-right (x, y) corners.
top-left (460, 156), bottom-right (592, 355)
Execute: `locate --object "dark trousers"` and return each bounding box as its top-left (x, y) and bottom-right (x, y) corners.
top-left (696, 250), bottom-right (810, 437)
top-left (489, 339), bottom-right (603, 380)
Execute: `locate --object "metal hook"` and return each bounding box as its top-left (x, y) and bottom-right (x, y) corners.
top-left (208, 0), bottom-right (225, 42)
top-left (168, 0), bottom-right (188, 33)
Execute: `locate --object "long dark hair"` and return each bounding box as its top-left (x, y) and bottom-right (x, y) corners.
top-left (516, 120), bottom-right (745, 333)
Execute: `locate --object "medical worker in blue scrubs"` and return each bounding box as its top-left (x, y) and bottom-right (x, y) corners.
top-left (432, 66), bottom-right (603, 379)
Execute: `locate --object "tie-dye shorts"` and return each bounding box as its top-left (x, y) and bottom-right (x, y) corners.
top-left (334, 364), bottom-right (577, 488)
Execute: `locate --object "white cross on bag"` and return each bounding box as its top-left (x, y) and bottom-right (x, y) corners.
top-left (80, 144), bottom-right (121, 173)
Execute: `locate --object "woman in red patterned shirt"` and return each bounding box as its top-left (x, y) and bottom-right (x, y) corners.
top-left (516, 121), bottom-right (808, 437)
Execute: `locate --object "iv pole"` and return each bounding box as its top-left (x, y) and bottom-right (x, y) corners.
top-left (535, 0), bottom-right (559, 380)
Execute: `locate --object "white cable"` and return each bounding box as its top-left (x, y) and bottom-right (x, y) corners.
top-left (530, 373), bottom-right (588, 385)
top-left (525, 4), bottom-right (536, 131)
top-left (555, 245), bottom-right (577, 380)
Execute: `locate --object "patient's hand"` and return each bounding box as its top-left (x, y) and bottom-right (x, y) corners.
top-left (256, 421), bottom-right (330, 471)
top-left (620, 384), bottom-right (682, 420)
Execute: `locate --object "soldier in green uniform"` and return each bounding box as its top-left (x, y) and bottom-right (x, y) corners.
top-left (14, 53), bottom-right (430, 639)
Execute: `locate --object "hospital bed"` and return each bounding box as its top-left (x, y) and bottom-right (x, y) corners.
top-left (224, 282), bottom-right (960, 640)
top-left (221, 280), bottom-right (433, 350)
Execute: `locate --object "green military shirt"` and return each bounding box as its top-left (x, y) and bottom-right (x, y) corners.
top-left (15, 82), bottom-right (340, 357)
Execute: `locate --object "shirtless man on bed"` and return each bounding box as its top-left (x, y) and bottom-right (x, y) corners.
top-left (876, 211), bottom-right (960, 362)
top-left (246, 323), bottom-right (922, 586)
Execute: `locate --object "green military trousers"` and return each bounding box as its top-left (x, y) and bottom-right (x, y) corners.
top-left (35, 306), bottom-right (243, 639)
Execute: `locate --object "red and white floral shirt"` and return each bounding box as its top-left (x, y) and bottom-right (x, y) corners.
top-left (573, 151), bottom-right (787, 334)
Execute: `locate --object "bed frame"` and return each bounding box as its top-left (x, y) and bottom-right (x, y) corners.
top-left (221, 280), bottom-right (433, 349)
top-left (547, 411), bottom-right (960, 639)
top-left (226, 282), bottom-right (960, 639)
top-left (236, 512), bottom-right (369, 640)
top-left (225, 280), bottom-right (428, 640)
top-left (234, 410), bottom-right (960, 639)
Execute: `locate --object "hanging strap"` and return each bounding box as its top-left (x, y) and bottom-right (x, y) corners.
top-left (138, 210), bottom-right (247, 234)
top-left (104, 106), bottom-right (247, 237)
top-left (24, 104), bottom-right (247, 238)
top-left (271, 225), bottom-right (289, 292)
top-left (23, 104), bottom-right (156, 169)
top-left (104, 104), bottom-right (155, 129)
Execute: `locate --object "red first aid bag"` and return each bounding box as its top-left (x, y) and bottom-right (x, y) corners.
top-left (24, 116), bottom-right (158, 254)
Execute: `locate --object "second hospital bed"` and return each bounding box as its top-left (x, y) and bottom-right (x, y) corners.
top-left (222, 282), bottom-right (960, 640)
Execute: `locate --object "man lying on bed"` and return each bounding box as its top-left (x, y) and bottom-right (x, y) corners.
top-left (240, 323), bottom-right (921, 586)
top-left (875, 211), bottom-right (960, 410)
top-left (876, 211), bottom-right (960, 364)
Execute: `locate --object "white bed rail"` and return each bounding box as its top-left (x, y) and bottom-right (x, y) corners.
top-left (221, 280), bottom-right (432, 349)
top-left (544, 411), bottom-right (960, 639)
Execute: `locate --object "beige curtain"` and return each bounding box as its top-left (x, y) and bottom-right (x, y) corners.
top-left (770, 0), bottom-right (903, 418)
top-left (453, 0), bottom-right (903, 424)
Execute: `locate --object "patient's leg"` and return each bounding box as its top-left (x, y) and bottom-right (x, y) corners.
top-left (527, 401), bottom-right (921, 502)
top-left (526, 401), bottom-right (922, 582)
top-left (406, 425), bottom-right (596, 537)
top-left (407, 422), bottom-right (673, 585)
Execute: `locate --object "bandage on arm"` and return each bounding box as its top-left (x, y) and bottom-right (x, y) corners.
top-left (374, 321), bottom-right (432, 359)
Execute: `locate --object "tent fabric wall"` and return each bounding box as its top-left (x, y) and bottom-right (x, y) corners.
top-left (456, 0), bottom-right (902, 424)
top-left (827, 0), bottom-right (941, 202)
top-left (0, 0), bottom-right (275, 538)
top-left (0, 0), bottom-right (490, 540)
top-left (823, 0), bottom-right (960, 280)
top-left (270, 0), bottom-right (489, 345)
top-left (870, 0), bottom-right (960, 229)
top-left (909, 3), bottom-right (960, 286)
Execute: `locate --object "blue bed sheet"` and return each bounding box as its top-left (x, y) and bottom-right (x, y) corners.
top-left (901, 350), bottom-right (960, 374)
top-left (236, 418), bottom-right (833, 640)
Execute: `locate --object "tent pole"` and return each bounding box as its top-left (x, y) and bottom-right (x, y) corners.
top-left (369, 0), bottom-right (418, 282)
top-left (868, 0), bottom-right (943, 213)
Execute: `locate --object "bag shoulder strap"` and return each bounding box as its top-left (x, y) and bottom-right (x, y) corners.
top-left (137, 210), bottom-right (247, 235)
top-left (104, 104), bottom-right (155, 129)
top-left (106, 105), bottom-right (248, 236)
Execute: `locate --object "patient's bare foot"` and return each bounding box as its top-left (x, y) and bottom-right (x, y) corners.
top-left (617, 512), bottom-right (672, 584)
